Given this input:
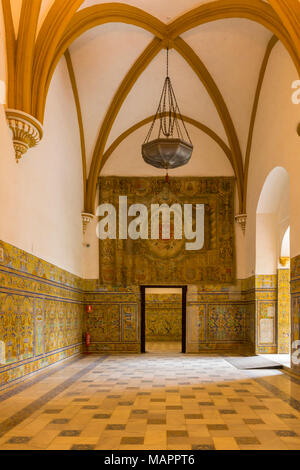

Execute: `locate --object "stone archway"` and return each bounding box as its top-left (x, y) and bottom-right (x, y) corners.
top-left (256, 166), bottom-right (290, 357)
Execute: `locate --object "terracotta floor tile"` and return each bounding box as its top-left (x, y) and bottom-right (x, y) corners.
top-left (0, 354), bottom-right (299, 450)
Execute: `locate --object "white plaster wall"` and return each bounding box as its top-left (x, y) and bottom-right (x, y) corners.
top-left (256, 214), bottom-right (278, 275)
top-left (244, 42), bottom-right (300, 277)
top-left (0, 58), bottom-right (84, 277)
top-left (70, 22), bottom-right (153, 171)
top-left (255, 167), bottom-right (290, 274)
top-left (281, 227), bottom-right (290, 258)
top-left (83, 196), bottom-right (99, 279)
top-left (0, 3), bottom-right (7, 102)
top-left (101, 124), bottom-right (233, 177)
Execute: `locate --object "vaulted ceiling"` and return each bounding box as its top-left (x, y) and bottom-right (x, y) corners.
top-left (69, 18), bottom-right (271, 169)
top-left (2, 0), bottom-right (300, 214)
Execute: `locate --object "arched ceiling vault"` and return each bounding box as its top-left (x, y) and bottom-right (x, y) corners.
top-left (243, 34), bottom-right (279, 211)
top-left (173, 37), bottom-right (243, 206)
top-left (64, 48), bottom-right (87, 208)
top-left (2, 1), bottom-right (300, 215)
top-left (269, 0), bottom-right (300, 58)
top-left (101, 113), bottom-right (233, 173)
top-left (33, 1), bottom-right (300, 122)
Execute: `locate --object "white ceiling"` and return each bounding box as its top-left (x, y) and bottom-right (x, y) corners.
top-left (22, 0), bottom-right (280, 178)
top-left (67, 10), bottom-right (273, 175)
top-left (36, 0), bottom-right (217, 36)
top-left (70, 22), bottom-right (153, 168)
top-left (182, 19), bottom-right (272, 157)
top-left (101, 123), bottom-right (234, 176)
top-left (106, 46), bottom-right (227, 154)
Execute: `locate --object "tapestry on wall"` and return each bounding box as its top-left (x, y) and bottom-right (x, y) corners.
top-left (98, 177), bottom-right (235, 285)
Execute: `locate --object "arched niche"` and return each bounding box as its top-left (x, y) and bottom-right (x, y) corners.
top-left (256, 167), bottom-right (291, 357)
top-left (256, 166), bottom-right (290, 275)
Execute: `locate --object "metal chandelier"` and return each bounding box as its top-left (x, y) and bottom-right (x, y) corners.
top-left (141, 48), bottom-right (193, 178)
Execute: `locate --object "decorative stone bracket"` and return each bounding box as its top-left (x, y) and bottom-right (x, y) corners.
top-left (6, 109), bottom-right (43, 162)
top-left (235, 213), bottom-right (247, 234)
top-left (279, 256), bottom-right (290, 267)
top-left (81, 212), bottom-right (94, 234)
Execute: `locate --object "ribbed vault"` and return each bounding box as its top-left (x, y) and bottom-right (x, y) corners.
top-left (2, 0), bottom-right (300, 215)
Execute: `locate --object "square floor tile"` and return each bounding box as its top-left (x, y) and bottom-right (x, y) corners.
top-left (207, 425), bottom-right (228, 431)
top-left (243, 419), bottom-right (264, 425)
top-left (121, 437), bottom-right (144, 445)
top-left (71, 444), bottom-right (96, 450)
top-left (6, 436), bottom-right (31, 444)
top-left (235, 437), bottom-right (261, 445)
top-left (59, 430), bottom-right (81, 437)
top-left (106, 424), bottom-right (126, 431)
top-left (192, 444), bottom-right (215, 450)
top-left (275, 430), bottom-right (298, 437)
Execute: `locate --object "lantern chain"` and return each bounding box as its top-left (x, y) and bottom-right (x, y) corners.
top-left (144, 48), bottom-right (192, 145)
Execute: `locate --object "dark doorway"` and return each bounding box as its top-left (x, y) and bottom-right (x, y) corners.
top-left (140, 285), bottom-right (187, 353)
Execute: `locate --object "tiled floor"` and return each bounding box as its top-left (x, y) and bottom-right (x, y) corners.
top-left (0, 353), bottom-right (300, 450)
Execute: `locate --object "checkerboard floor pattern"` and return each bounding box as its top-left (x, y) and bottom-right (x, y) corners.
top-left (0, 354), bottom-right (300, 450)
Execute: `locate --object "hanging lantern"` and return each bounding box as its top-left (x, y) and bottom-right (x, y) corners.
top-left (142, 48), bottom-right (193, 177)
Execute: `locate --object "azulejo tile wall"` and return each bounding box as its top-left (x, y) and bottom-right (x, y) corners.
top-left (255, 275), bottom-right (278, 354)
top-left (1, 240), bottom-right (298, 387)
top-left (0, 240), bottom-right (84, 389)
top-left (278, 269), bottom-right (290, 354)
top-left (83, 282), bottom-right (140, 353)
top-left (0, 240), bottom-right (142, 388)
top-left (291, 255), bottom-right (300, 374)
top-left (186, 282), bottom-right (255, 354)
top-left (145, 294), bottom-right (182, 342)
top-left (186, 274), bottom-right (291, 356)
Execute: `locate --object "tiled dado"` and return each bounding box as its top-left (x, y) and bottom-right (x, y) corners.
top-left (1, 239), bottom-right (298, 388)
top-left (0, 240), bottom-right (84, 389)
top-left (241, 275), bottom-right (278, 354)
top-left (243, 274), bottom-right (291, 356)
top-left (83, 282), bottom-right (140, 354)
top-left (0, 241), bottom-right (142, 387)
top-left (278, 269), bottom-right (290, 354)
top-left (186, 282), bottom-right (255, 354)
top-left (255, 275), bottom-right (278, 354)
top-left (291, 255), bottom-right (300, 374)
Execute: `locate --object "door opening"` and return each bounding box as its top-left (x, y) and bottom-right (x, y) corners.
top-left (140, 285), bottom-right (187, 353)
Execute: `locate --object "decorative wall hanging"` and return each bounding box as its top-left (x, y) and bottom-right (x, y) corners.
top-left (98, 176), bottom-right (236, 286)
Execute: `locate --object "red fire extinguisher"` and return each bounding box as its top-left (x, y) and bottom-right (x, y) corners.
top-left (85, 332), bottom-right (91, 352)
